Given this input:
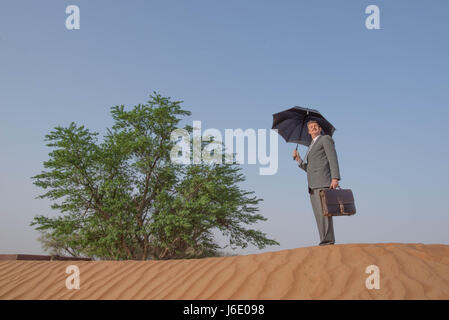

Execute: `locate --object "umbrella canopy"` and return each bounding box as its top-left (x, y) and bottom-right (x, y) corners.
top-left (272, 106), bottom-right (336, 147)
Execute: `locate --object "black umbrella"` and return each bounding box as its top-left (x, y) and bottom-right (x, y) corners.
top-left (271, 106), bottom-right (336, 158)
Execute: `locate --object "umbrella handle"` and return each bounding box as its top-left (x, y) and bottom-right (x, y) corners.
top-left (293, 143), bottom-right (299, 160)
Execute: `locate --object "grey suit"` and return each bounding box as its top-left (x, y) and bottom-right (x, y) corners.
top-left (298, 134), bottom-right (341, 246)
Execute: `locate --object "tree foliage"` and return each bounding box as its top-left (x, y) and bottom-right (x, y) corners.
top-left (31, 92), bottom-right (279, 260)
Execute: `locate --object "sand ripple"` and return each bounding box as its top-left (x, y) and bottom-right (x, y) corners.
top-left (1, 243), bottom-right (448, 299)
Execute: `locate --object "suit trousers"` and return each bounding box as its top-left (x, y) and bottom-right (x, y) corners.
top-left (309, 187), bottom-right (335, 245)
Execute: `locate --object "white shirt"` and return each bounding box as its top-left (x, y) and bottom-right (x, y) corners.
top-left (311, 135), bottom-right (320, 144)
top-left (303, 135), bottom-right (320, 164)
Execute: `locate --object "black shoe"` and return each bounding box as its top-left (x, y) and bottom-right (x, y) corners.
top-left (319, 242), bottom-right (335, 246)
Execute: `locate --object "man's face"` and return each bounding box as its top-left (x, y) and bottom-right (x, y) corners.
top-left (307, 122), bottom-right (321, 137)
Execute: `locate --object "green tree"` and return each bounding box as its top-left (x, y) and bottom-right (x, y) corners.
top-left (31, 92), bottom-right (279, 260)
top-left (36, 230), bottom-right (84, 257)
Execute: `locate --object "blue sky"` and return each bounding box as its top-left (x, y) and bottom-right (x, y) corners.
top-left (1, 0), bottom-right (449, 256)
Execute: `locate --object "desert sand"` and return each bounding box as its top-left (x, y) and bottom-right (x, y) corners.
top-left (1, 243), bottom-right (449, 300)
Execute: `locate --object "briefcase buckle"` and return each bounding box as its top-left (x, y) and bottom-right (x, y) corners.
top-left (338, 200), bottom-right (345, 214)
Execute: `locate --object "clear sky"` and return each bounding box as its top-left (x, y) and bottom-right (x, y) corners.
top-left (1, 0), bottom-right (449, 256)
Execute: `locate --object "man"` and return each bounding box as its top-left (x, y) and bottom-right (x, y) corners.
top-left (292, 120), bottom-right (341, 246)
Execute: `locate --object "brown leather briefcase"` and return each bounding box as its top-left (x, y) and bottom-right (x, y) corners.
top-left (319, 187), bottom-right (356, 216)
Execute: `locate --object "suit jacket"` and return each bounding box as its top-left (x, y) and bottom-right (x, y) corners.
top-left (298, 134), bottom-right (341, 190)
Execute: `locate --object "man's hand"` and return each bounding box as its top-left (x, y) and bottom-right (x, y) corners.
top-left (292, 149), bottom-right (301, 162)
top-left (330, 178), bottom-right (339, 189)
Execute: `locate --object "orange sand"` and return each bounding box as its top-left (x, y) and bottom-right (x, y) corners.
top-left (1, 243), bottom-right (449, 299)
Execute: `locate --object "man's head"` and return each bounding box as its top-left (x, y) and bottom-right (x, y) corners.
top-left (307, 120), bottom-right (322, 138)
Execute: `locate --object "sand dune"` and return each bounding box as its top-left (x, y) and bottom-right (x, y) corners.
top-left (1, 243), bottom-right (449, 299)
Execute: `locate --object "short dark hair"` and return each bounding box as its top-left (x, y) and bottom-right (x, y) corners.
top-left (307, 119), bottom-right (320, 127)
